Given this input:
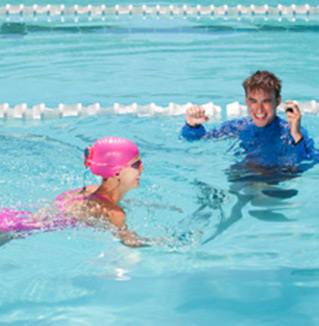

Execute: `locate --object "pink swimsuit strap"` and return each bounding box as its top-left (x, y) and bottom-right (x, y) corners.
top-left (55, 188), bottom-right (83, 202)
top-left (61, 193), bottom-right (110, 208)
top-left (89, 194), bottom-right (110, 202)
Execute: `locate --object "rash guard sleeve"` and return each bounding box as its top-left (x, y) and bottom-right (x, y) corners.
top-left (181, 119), bottom-right (247, 141)
top-left (290, 128), bottom-right (319, 160)
top-left (181, 124), bottom-right (206, 140)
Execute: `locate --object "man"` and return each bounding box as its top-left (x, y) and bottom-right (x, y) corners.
top-left (182, 70), bottom-right (317, 167)
top-left (181, 71), bottom-right (318, 244)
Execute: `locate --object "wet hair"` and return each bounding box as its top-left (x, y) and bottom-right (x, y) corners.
top-left (243, 70), bottom-right (282, 99)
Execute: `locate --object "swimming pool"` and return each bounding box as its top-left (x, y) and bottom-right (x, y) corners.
top-left (1, 1), bottom-right (319, 325)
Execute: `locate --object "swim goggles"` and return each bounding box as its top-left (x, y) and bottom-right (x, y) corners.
top-left (130, 160), bottom-right (142, 169)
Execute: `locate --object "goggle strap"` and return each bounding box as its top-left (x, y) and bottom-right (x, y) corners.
top-left (81, 166), bottom-right (90, 193)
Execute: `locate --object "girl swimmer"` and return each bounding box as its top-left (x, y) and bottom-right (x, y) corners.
top-left (55, 136), bottom-right (147, 247)
top-left (0, 137), bottom-right (148, 247)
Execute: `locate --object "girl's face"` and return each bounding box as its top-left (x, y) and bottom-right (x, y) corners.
top-left (119, 154), bottom-right (144, 190)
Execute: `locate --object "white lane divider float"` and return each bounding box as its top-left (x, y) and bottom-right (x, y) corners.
top-left (1, 101), bottom-right (319, 120)
top-left (0, 102), bottom-right (220, 119)
top-left (0, 4), bottom-right (318, 19)
top-left (0, 102), bottom-right (221, 119)
top-left (227, 101), bottom-right (319, 117)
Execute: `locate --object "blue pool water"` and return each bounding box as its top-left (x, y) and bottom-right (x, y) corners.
top-left (1, 1), bottom-right (319, 325)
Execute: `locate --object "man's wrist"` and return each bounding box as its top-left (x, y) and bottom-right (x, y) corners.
top-left (186, 121), bottom-right (200, 128)
top-left (292, 133), bottom-right (304, 146)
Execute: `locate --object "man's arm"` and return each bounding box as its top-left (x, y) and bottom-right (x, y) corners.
top-left (181, 105), bottom-right (209, 140)
top-left (284, 101), bottom-right (319, 159)
top-left (181, 123), bottom-right (207, 140)
top-left (289, 127), bottom-right (318, 160)
top-left (284, 101), bottom-right (303, 144)
top-left (181, 105), bottom-right (244, 141)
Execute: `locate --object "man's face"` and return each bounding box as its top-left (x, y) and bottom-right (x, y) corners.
top-left (245, 89), bottom-right (281, 128)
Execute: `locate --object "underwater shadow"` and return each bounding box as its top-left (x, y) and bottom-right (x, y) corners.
top-left (198, 163), bottom-right (309, 245)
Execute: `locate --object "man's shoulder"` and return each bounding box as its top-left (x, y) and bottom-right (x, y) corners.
top-left (276, 116), bottom-right (311, 141)
top-left (276, 116), bottom-right (288, 126)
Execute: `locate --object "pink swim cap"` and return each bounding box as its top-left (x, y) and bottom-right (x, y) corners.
top-left (84, 137), bottom-right (139, 179)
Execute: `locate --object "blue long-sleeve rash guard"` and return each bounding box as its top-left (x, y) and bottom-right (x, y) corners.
top-left (181, 116), bottom-right (319, 167)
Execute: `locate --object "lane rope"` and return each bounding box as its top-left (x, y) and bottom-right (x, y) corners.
top-left (0, 4), bottom-right (318, 19)
top-left (1, 101), bottom-right (318, 120)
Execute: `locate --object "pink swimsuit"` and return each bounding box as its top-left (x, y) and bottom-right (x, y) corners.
top-left (0, 187), bottom-right (110, 234)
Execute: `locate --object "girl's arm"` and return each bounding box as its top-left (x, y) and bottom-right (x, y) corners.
top-left (109, 208), bottom-right (149, 248)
